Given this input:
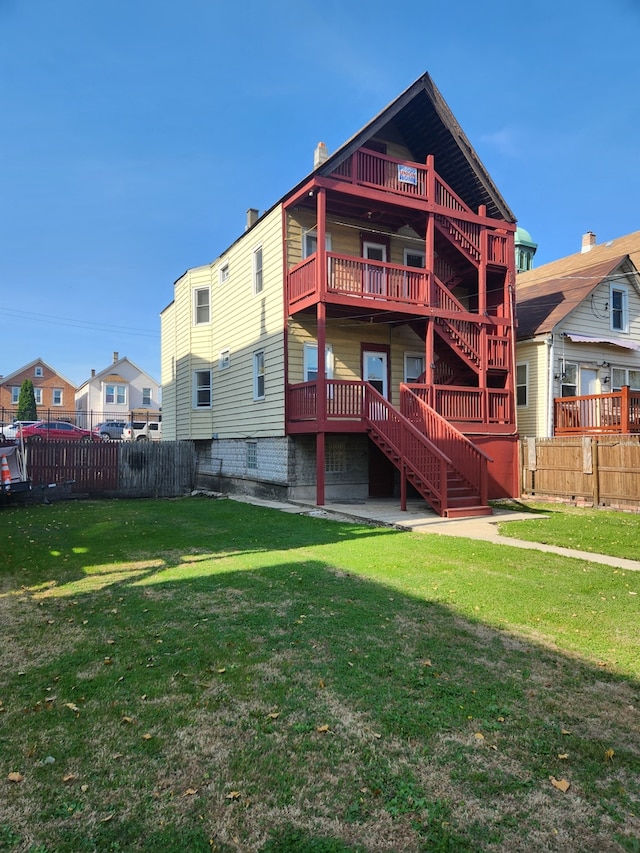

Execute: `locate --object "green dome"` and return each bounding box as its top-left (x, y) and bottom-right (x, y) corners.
top-left (515, 226), bottom-right (537, 249)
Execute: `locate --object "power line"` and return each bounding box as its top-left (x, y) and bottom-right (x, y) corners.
top-left (0, 308), bottom-right (159, 338)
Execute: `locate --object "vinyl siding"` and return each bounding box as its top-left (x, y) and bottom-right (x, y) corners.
top-left (161, 207), bottom-right (285, 441)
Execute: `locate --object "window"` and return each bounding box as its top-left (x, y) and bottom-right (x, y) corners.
top-left (193, 369), bottom-right (212, 408)
top-left (219, 263), bottom-right (229, 285)
top-left (193, 287), bottom-right (210, 325)
top-left (11, 386), bottom-right (19, 404)
top-left (611, 368), bottom-right (640, 391)
top-left (52, 388), bottom-right (63, 406)
top-left (34, 388), bottom-right (42, 405)
top-left (246, 441), bottom-right (258, 470)
top-left (142, 388), bottom-right (152, 406)
top-left (561, 363), bottom-right (578, 397)
top-left (106, 384), bottom-right (126, 405)
top-left (302, 230), bottom-right (332, 259)
top-left (325, 440), bottom-right (346, 474)
top-left (404, 353), bottom-right (425, 384)
top-left (610, 284), bottom-right (628, 332)
top-left (34, 366), bottom-right (43, 377)
top-left (516, 363), bottom-right (528, 407)
top-left (219, 349), bottom-right (230, 370)
top-left (403, 248), bottom-right (425, 268)
top-left (303, 343), bottom-right (333, 381)
top-left (254, 351), bottom-right (265, 399)
top-left (253, 246), bottom-right (263, 295)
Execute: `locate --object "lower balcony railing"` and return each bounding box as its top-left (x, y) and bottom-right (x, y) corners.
top-left (287, 381), bottom-right (514, 429)
top-left (554, 389), bottom-right (640, 435)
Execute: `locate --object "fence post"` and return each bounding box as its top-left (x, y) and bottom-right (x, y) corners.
top-left (592, 438), bottom-right (600, 506)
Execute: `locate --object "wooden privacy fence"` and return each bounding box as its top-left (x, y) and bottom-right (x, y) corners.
top-left (521, 436), bottom-right (640, 510)
top-left (24, 441), bottom-right (196, 499)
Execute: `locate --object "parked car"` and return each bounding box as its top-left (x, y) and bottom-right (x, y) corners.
top-left (1, 421), bottom-right (39, 442)
top-left (16, 421), bottom-right (95, 443)
top-left (92, 421), bottom-right (126, 442)
top-left (122, 421), bottom-right (162, 441)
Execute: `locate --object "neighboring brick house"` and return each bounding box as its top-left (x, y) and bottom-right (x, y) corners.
top-left (75, 352), bottom-right (161, 422)
top-left (0, 358), bottom-right (76, 419)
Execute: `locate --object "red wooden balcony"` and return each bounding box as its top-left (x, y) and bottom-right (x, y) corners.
top-left (287, 380), bottom-right (513, 434)
top-left (554, 388), bottom-right (640, 435)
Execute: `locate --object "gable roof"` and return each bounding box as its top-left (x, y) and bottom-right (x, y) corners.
top-left (515, 255), bottom-right (627, 339)
top-left (0, 358), bottom-right (76, 388)
top-left (76, 356), bottom-right (159, 390)
top-left (312, 73), bottom-right (516, 223)
top-left (189, 71), bottom-right (518, 282)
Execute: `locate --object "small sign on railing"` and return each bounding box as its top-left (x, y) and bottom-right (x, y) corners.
top-left (397, 165), bottom-right (418, 186)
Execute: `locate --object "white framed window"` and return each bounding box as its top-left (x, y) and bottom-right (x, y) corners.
top-left (11, 386), bottom-right (19, 404)
top-left (219, 349), bottom-right (230, 370)
top-left (611, 367), bottom-right (640, 391)
top-left (52, 388), bottom-right (63, 406)
top-left (254, 351), bottom-right (265, 400)
top-left (34, 366), bottom-right (43, 377)
top-left (246, 441), bottom-right (258, 470)
top-left (516, 362), bottom-right (528, 407)
top-left (106, 384), bottom-right (126, 405)
top-left (404, 353), bottom-right (425, 383)
top-left (34, 388), bottom-right (42, 405)
top-left (403, 248), bottom-right (425, 268)
top-left (302, 229), bottom-right (332, 259)
top-left (219, 262), bottom-right (229, 285)
top-left (193, 369), bottom-right (212, 408)
top-left (253, 246), bottom-right (263, 295)
top-left (193, 287), bottom-right (210, 325)
top-left (610, 283), bottom-right (628, 333)
top-left (303, 342), bottom-right (333, 381)
top-left (561, 362), bottom-right (578, 397)
top-left (142, 388), bottom-right (152, 406)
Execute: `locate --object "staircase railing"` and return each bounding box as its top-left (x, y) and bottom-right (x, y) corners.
top-left (362, 384), bottom-right (451, 516)
top-left (400, 385), bottom-right (490, 506)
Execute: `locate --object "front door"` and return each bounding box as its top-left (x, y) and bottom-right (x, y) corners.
top-left (363, 241), bottom-right (387, 295)
top-left (363, 349), bottom-right (389, 398)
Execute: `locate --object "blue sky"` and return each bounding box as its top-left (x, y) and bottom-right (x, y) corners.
top-left (1, 0), bottom-right (639, 386)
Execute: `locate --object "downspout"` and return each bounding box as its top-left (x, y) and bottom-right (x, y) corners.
top-left (547, 334), bottom-right (555, 438)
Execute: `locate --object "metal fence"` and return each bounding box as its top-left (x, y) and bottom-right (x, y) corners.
top-left (0, 409), bottom-right (161, 431)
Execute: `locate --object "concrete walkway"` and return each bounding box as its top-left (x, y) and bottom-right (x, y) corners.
top-left (227, 494), bottom-right (640, 573)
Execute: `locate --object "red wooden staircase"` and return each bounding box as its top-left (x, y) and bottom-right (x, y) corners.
top-left (362, 385), bottom-right (492, 518)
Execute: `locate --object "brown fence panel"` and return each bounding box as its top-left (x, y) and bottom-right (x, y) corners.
top-left (23, 441), bottom-right (195, 499)
top-left (521, 436), bottom-right (640, 509)
top-left (27, 441), bottom-right (119, 491)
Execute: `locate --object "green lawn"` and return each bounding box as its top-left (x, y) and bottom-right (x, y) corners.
top-left (496, 500), bottom-right (640, 561)
top-left (1, 497), bottom-right (638, 852)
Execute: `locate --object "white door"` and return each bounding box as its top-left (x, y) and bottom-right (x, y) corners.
top-left (363, 350), bottom-right (388, 398)
top-left (363, 241), bottom-right (387, 294)
top-left (580, 368), bottom-right (598, 396)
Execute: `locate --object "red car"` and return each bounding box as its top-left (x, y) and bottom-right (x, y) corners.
top-left (16, 421), bottom-right (96, 443)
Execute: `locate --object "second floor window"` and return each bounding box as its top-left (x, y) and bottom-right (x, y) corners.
top-left (106, 384), bottom-right (126, 405)
top-left (34, 388), bottom-right (42, 405)
top-left (254, 351), bottom-right (265, 399)
top-left (303, 343), bottom-right (333, 381)
top-left (52, 389), bottom-right (63, 406)
top-left (11, 387), bottom-right (19, 404)
top-left (302, 230), bottom-right (332, 259)
top-left (193, 369), bottom-right (212, 408)
top-left (142, 388), bottom-right (152, 406)
top-left (194, 287), bottom-right (210, 325)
